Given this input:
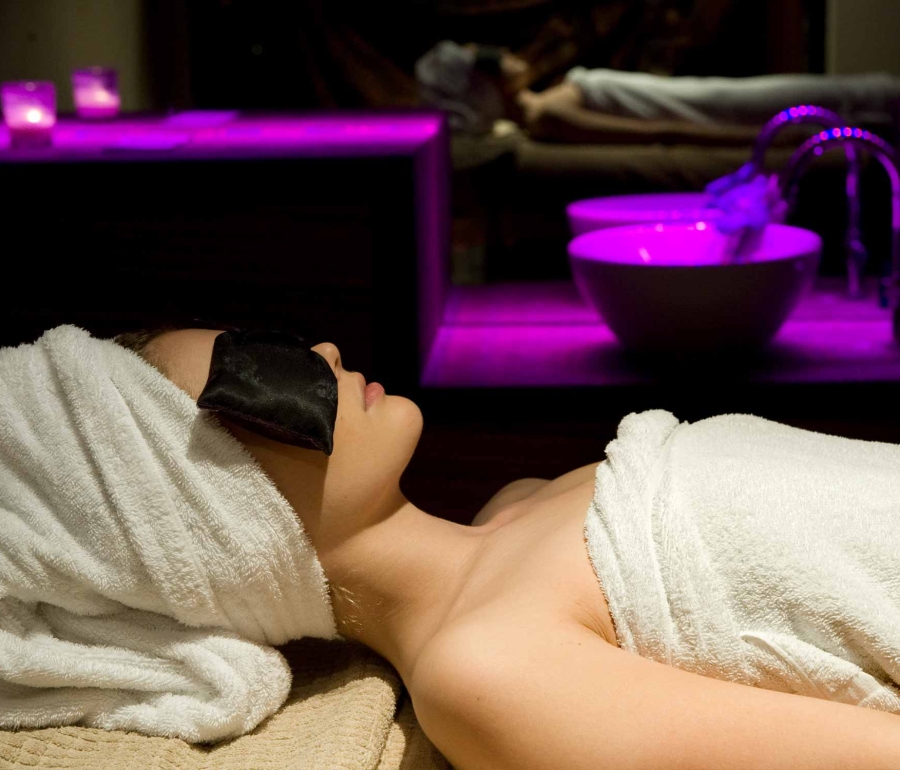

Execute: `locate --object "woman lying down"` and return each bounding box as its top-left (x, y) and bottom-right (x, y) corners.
top-left (415, 40), bottom-right (900, 143)
top-left (2, 325), bottom-right (900, 769)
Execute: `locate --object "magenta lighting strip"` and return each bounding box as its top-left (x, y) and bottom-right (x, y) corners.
top-left (0, 111), bottom-right (442, 158)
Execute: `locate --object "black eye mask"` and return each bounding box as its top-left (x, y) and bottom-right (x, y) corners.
top-left (197, 330), bottom-right (338, 455)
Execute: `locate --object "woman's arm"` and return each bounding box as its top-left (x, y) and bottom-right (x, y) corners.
top-left (529, 101), bottom-right (765, 146)
top-left (525, 92), bottom-right (814, 147)
top-left (412, 616), bottom-right (900, 770)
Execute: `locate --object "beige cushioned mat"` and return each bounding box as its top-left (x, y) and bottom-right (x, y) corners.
top-left (0, 638), bottom-right (450, 770)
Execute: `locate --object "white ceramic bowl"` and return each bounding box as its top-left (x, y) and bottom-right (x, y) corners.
top-left (567, 192), bottom-right (721, 236)
top-left (568, 223), bottom-right (822, 352)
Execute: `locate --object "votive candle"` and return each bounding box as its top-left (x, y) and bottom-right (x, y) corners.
top-left (72, 67), bottom-right (120, 120)
top-left (1, 81), bottom-right (56, 149)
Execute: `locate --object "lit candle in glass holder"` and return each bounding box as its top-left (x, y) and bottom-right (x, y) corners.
top-left (72, 67), bottom-right (120, 120)
top-left (1, 81), bottom-right (56, 148)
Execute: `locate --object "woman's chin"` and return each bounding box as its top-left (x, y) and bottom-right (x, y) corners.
top-left (382, 392), bottom-right (419, 413)
top-left (385, 395), bottom-right (424, 446)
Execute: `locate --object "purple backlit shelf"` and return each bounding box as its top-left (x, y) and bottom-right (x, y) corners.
top-left (423, 278), bottom-right (899, 387)
top-left (0, 112), bottom-right (442, 160)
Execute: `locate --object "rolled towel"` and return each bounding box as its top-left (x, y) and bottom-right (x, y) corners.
top-left (0, 326), bottom-right (336, 742)
top-left (415, 40), bottom-right (505, 134)
top-left (585, 410), bottom-right (900, 711)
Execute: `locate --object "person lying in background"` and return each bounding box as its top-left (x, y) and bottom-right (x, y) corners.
top-left (3, 325), bottom-right (900, 769)
top-left (416, 40), bottom-right (900, 145)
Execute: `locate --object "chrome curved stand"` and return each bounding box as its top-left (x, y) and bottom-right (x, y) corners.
top-left (754, 106), bottom-right (865, 297)
top-left (781, 129), bottom-right (900, 342)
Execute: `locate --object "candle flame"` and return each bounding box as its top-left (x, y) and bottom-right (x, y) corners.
top-left (25, 109), bottom-right (42, 124)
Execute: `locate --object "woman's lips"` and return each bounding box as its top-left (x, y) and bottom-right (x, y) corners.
top-left (365, 382), bottom-right (385, 410)
top-left (355, 372), bottom-right (384, 410)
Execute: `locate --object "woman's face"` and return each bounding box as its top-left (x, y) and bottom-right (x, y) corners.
top-left (149, 328), bottom-right (424, 552)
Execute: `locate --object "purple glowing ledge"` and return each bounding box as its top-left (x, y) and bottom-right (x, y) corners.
top-left (0, 111), bottom-right (443, 160)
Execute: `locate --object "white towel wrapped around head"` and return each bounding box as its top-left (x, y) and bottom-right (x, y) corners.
top-left (0, 325), bottom-right (337, 742)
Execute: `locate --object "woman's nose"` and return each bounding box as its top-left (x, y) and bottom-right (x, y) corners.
top-left (311, 342), bottom-right (341, 372)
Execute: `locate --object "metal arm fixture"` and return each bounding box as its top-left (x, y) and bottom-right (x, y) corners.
top-left (781, 128), bottom-right (900, 342)
top-left (753, 106), bottom-right (865, 296)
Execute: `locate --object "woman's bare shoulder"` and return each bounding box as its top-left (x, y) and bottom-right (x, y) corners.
top-left (471, 478), bottom-right (550, 527)
top-left (471, 460), bottom-right (601, 528)
top-left (528, 459), bottom-right (601, 501)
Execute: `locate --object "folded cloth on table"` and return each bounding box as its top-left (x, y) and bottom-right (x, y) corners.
top-left (585, 410), bottom-right (900, 711)
top-left (0, 325), bottom-right (337, 743)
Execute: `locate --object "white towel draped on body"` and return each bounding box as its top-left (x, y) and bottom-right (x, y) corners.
top-left (0, 326), bottom-right (337, 743)
top-left (566, 68), bottom-right (900, 127)
top-left (585, 410), bottom-right (900, 711)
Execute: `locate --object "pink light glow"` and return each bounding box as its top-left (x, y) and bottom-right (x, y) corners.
top-left (74, 88), bottom-right (120, 120)
top-left (72, 67), bottom-right (120, 120)
top-left (1, 81), bottom-right (56, 148)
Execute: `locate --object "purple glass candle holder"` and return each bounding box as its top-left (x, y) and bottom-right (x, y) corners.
top-left (1, 81), bottom-right (56, 148)
top-left (72, 67), bottom-right (120, 120)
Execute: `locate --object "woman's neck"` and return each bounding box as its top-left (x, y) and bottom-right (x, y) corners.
top-left (320, 492), bottom-right (494, 682)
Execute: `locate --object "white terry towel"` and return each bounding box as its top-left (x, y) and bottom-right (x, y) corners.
top-left (585, 410), bottom-right (900, 711)
top-left (565, 68), bottom-right (900, 127)
top-left (0, 326), bottom-right (337, 743)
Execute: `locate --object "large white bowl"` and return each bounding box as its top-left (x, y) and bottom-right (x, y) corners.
top-left (567, 192), bottom-right (721, 236)
top-left (568, 223), bottom-right (822, 352)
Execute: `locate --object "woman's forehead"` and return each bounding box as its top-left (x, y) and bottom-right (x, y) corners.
top-left (147, 328), bottom-right (224, 400)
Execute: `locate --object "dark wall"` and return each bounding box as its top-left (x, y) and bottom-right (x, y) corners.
top-left (179, 0), bottom-right (811, 111)
top-left (1, 153), bottom-right (419, 393)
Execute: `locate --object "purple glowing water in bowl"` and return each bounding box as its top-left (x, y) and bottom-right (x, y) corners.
top-left (568, 223), bottom-right (822, 353)
top-left (567, 193), bottom-right (721, 236)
